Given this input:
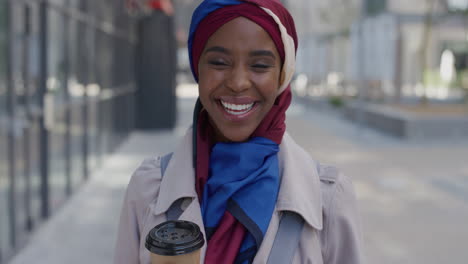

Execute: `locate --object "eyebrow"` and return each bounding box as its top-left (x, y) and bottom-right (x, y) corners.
top-left (204, 46), bottom-right (230, 55)
top-left (249, 50), bottom-right (276, 60)
top-left (204, 46), bottom-right (276, 60)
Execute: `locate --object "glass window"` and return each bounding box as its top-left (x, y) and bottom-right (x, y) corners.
top-left (47, 8), bottom-right (67, 103)
top-left (0, 0), bottom-right (11, 259)
top-left (8, 2), bottom-right (30, 248)
top-left (24, 2), bottom-right (42, 234)
top-left (365, 0), bottom-right (387, 16)
top-left (68, 16), bottom-right (85, 190)
top-left (0, 1), bottom-right (7, 102)
top-left (47, 8), bottom-right (67, 213)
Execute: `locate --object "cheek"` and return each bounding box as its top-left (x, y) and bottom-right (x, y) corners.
top-left (197, 68), bottom-right (214, 96)
top-left (255, 74), bottom-right (281, 98)
top-left (198, 83), bottom-right (213, 108)
top-left (198, 64), bottom-right (221, 86)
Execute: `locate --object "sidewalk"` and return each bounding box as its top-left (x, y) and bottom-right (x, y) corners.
top-left (7, 133), bottom-right (183, 264)
top-left (8, 98), bottom-right (197, 264)
top-left (9, 97), bottom-right (468, 264)
top-left (287, 103), bottom-right (468, 264)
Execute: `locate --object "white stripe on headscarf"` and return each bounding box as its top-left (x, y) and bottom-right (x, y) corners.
top-left (260, 7), bottom-right (296, 94)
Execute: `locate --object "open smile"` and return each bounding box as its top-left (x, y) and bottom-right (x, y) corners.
top-left (216, 97), bottom-right (259, 121)
top-left (220, 100), bottom-right (255, 115)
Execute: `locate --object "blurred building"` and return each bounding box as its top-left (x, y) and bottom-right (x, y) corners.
top-left (292, 0), bottom-right (468, 102)
top-left (134, 1), bottom-right (177, 129)
top-left (0, 0), bottom-right (136, 262)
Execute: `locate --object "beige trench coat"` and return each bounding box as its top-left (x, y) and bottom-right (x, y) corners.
top-left (114, 128), bottom-right (364, 264)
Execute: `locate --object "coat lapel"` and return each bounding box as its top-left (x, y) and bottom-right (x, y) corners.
top-left (150, 127), bottom-right (207, 262)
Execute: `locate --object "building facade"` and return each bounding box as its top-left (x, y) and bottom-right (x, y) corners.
top-left (349, 0), bottom-right (468, 101)
top-left (292, 0), bottom-right (468, 101)
top-left (0, 0), bottom-right (136, 262)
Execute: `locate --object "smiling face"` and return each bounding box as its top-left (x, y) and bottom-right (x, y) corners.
top-left (197, 17), bottom-right (282, 142)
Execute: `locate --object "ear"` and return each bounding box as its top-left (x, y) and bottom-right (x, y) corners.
top-left (277, 70), bottom-right (285, 95)
top-left (280, 71), bottom-right (285, 86)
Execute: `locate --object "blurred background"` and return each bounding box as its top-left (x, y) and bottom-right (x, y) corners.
top-left (0, 0), bottom-right (468, 263)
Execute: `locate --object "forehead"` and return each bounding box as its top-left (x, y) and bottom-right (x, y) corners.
top-left (204, 17), bottom-right (278, 52)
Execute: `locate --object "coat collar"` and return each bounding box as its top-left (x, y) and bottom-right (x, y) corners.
top-left (153, 128), bottom-right (323, 230)
top-left (276, 132), bottom-right (323, 230)
top-left (152, 128), bottom-right (198, 216)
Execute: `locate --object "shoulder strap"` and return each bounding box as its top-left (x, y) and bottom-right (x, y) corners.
top-left (267, 211), bottom-right (305, 264)
top-left (317, 164), bottom-right (339, 183)
top-left (318, 164), bottom-right (340, 214)
top-left (160, 152), bottom-right (173, 177)
top-left (159, 152), bottom-right (185, 221)
top-left (267, 164), bottom-right (337, 264)
top-left (166, 198), bottom-right (185, 221)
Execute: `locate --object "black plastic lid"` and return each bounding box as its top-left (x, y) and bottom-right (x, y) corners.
top-left (145, 220), bottom-right (205, 256)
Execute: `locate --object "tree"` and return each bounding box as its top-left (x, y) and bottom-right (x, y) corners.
top-left (444, 0), bottom-right (468, 103)
top-left (318, 0), bottom-right (360, 34)
top-left (419, 0), bottom-right (468, 104)
top-left (419, 0), bottom-right (439, 105)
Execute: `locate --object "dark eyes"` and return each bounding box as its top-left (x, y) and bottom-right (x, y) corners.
top-left (207, 60), bottom-right (272, 71)
top-left (252, 64), bottom-right (271, 69)
top-left (208, 60), bottom-right (227, 66)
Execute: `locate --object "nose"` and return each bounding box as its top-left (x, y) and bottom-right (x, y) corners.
top-left (225, 65), bottom-right (251, 93)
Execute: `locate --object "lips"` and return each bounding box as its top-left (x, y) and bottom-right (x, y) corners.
top-left (217, 96), bottom-right (259, 120)
top-left (220, 101), bottom-right (255, 115)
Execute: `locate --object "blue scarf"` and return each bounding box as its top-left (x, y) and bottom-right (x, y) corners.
top-left (201, 137), bottom-right (281, 262)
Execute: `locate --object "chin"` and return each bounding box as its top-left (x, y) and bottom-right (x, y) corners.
top-left (222, 130), bottom-right (251, 143)
top-left (227, 136), bottom-right (249, 143)
top-left (212, 119), bottom-right (257, 143)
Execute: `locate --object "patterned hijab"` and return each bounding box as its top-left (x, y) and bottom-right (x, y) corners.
top-left (188, 1), bottom-right (297, 263)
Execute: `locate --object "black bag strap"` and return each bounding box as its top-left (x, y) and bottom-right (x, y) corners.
top-left (267, 211), bottom-right (305, 264)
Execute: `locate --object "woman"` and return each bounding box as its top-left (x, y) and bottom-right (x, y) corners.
top-left (114, 0), bottom-right (363, 263)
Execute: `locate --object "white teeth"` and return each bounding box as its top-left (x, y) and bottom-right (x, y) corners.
top-left (221, 101), bottom-right (254, 111)
top-left (220, 100), bottom-right (255, 115)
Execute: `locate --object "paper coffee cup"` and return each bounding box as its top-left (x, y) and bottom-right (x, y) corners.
top-left (145, 220), bottom-right (205, 264)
